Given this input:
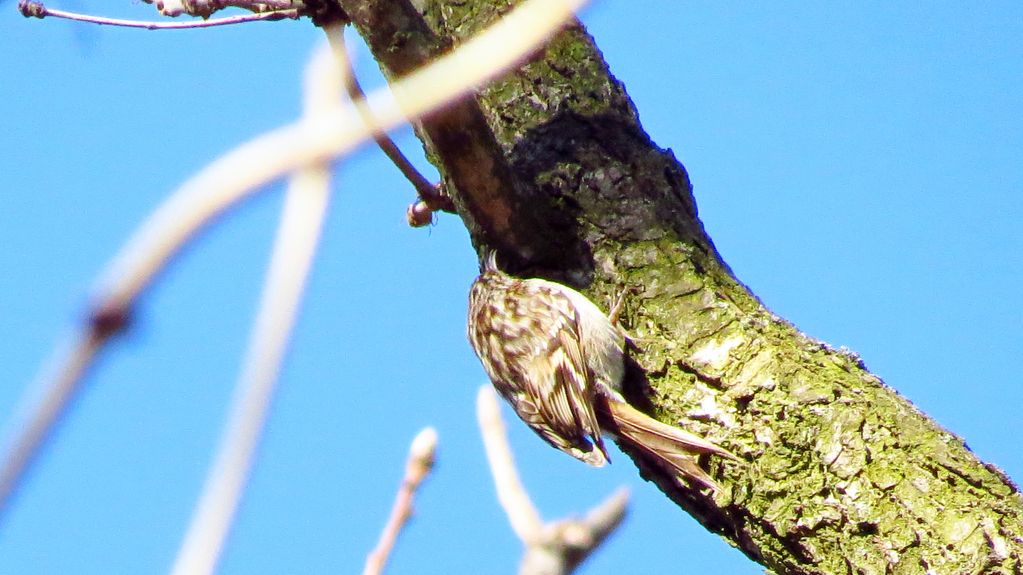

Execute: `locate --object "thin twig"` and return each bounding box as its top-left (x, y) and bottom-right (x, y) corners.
top-left (0, 0), bottom-right (588, 520)
top-left (521, 489), bottom-right (629, 575)
top-left (19, 1), bottom-right (298, 28)
top-left (363, 428), bottom-right (438, 575)
top-left (578, 488), bottom-right (630, 551)
top-left (0, 333), bottom-right (106, 514)
top-left (477, 386), bottom-right (544, 540)
top-left (167, 37), bottom-right (342, 575)
top-left (334, 35), bottom-right (436, 196)
top-left (142, 0), bottom-right (298, 18)
top-left (327, 31), bottom-right (453, 226)
top-left (476, 385), bottom-right (629, 575)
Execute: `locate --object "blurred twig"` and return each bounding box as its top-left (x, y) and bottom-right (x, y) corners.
top-left (477, 386), bottom-right (544, 539)
top-left (168, 32), bottom-right (342, 575)
top-left (363, 428), bottom-right (438, 575)
top-left (476, 386), bottom-right (629, 575)
top-left (0, 333), bottom-right (108, 516)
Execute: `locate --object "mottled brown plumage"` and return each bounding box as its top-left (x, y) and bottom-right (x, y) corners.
top-left (467, 253), bottom-right (735, 490)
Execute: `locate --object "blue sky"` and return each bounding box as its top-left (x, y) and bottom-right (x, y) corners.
top-left (1, 2), bottom-right (1020, 573)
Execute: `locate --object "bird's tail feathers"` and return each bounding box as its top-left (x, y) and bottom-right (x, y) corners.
top-left (603, 399), bottom-right (735, 491)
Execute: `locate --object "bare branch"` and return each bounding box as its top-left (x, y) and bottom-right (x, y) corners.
top-left (519, 489), bottom-right (629, 575)
top-left (143, 0), bottom-right (301, 18)
top-left (18, 1), bottom-right (298, 28)
top-left (363, 428), bottom-right (438, 575)
top-left (476, 386), bottom-right (629, 575)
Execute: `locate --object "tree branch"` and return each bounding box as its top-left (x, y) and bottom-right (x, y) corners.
top-left (343, 2), bottom-right (1023, 573)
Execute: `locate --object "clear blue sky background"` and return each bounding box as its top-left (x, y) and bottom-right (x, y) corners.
top-left (1, 2), bottom-right (1020, 573)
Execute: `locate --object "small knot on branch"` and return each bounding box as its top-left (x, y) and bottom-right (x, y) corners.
top-left (88, 303), bottom-right (133, 340)
top-left (406, 184), bottom-right (455, 228)
top-left (18, 1), bottom-right (48, 18)
top-left (406, 200), bottom-right (434, 227)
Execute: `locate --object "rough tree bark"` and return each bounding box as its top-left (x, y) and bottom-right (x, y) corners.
top-left (335, 1), bottom-right (1023, 573)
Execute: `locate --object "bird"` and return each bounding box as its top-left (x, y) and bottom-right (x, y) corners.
top-left (467, 251), bottom-right (735, 490)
